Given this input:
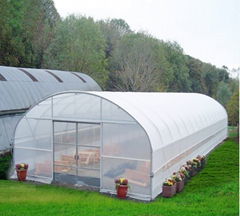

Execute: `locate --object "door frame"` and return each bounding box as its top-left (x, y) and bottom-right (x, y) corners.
top-left (52, 120), bottom-right (101, 187)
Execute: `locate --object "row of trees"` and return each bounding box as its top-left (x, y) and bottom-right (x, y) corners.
top-left (0, 0), bottom-right (59, 67)
top-left (0, 0), bottom-right (238, 125)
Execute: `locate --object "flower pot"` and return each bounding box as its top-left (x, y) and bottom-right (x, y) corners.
top-left (117, 185), bottom-right (128, 199)
top-left (195, 166), bottom-right (202, 172)
top-left (190, 169), bottom-right (197, 177)
top-left (201, 160), bottom-right (206, 169)
top-left (16, 169), bottom-right (27, 181)
top-left (162, 184), bottom-right (176, 198)
top-left (176, 181), bottom-right (184, 193)
top-left (184, 177), bottom-right (188, 185)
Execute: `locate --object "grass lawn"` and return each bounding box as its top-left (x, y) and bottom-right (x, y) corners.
top-left (0, 133), bottom-right (238, 216)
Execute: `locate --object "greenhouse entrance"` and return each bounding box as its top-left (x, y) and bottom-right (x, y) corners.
top-left (53, 121), bottom-right (101, 187)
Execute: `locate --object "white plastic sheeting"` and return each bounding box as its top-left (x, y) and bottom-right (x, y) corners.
top-left (0, 66), bottom-right (101, 150)
top-left (0, 115), bottom-right (22, 150)
top-left (13, 91), bottom-right (228, 201)
top-left (0, 66), bottom-right (101, 111)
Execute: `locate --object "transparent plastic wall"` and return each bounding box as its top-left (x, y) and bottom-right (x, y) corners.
top-left (52, 93), bottom-right (101, 121)
top-left (13, 92), bottom-right (151, 199)
top-left (151, 119), bottom-right (228, 199)
top-left (101, 125), bottom-right (151, 197)
top-left (101, 99), bottom-right (151, 198)
top-left (14, 118), bottom-right (53, 181)
top-left (14, 97), bottom-right (53, 182)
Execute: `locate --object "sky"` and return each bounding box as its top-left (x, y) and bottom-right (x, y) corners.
top-left (53, 0), bottom-right (240, 70)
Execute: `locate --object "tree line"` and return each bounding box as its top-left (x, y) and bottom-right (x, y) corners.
top-left (0, 0), bottom-right (238, 125)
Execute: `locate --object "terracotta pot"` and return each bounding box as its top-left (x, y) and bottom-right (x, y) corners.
top-left (176, 181), bottom-right (184, 192)
top-left (162, 184), bottom-right (176, 198)
top-left (16, 169), bottom-right (27, 181)
top-left (117, 185), bottom-right (128, 199)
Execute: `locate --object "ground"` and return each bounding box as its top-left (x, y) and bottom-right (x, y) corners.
top-left (0, 129), bottom-right (238, 216)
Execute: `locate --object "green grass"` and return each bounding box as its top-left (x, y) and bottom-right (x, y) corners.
top-left (228, 126), bottom-right (239, 138)
top-left (0, 136), bottom-right (238, 216)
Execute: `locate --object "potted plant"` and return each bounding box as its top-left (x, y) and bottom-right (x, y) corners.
top-left (183, 163), bottom-right (193, 178)
top-left (187, 160), bottom-right (198, 176)
top-left (15, 163), bottom-right (28, 181)
top-left (174, 172), bottom-right (184, 192)
top-left (193, 158), bottom-right (201, 171)
top-left (115, 178), bottom-right (129, 199)
top-left (180, 166), bottom-right (189, 184)
top-left (197, 155), bottom-right (206, 169)
top-left (162, 178), bottom-right (176, 198)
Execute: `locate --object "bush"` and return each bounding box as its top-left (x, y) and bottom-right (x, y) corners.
top-left (0, 151), bottom-right (12, 179)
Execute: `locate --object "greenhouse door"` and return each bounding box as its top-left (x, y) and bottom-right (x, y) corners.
top-left (53, 121), bottom-right (101, 187)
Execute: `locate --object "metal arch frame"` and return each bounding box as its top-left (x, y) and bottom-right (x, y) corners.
top-left (12, 90), bottom-right (153, 199)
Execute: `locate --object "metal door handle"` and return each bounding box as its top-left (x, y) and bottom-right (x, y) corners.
top-left (74, 155), bottom-right (79, 160)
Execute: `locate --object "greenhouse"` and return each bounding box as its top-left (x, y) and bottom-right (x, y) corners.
top-left (0, 66), bottom-right (101, 151)
top-left (12, 91), bottom-right (228, 200)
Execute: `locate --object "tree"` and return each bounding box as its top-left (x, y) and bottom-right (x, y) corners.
top-left (0, 0), bottom-right (26, 66)
top-left (108, 19), bottom-right (131, 36)
top-left (0, 1), bottom-right (235, 97)
top-left (186, 56), bottom-right (205, 93)
top-left (43, 15), bottom-right (108, 88)
top-left (98, 18), bottom-right (132, 59)
top-left (217, 68), bottom-right (229, 82)
top-left (108, 33), bottom-right (171, 91)
top-left (216, 82), bottom-right (231, 106)
top-left (227, 89), bottom-right (239, 126)
top-left (202, 64), bottom-right (219, 96)
top-left (228, 78), bottom-right (239, 95)
top-left (22, 0), bottom-right (60, 68)
top-left (0, 0), bottom-right (59, 67)
top-left (163, 41), bottom-right (191, 92)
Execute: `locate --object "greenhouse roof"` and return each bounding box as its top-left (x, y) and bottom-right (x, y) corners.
top-left (87, 92), bottom-right (227, 151)
top-left (25, 91), bottom-right (227, 151)
top-left (0, 66), bottom-right (101, 113)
